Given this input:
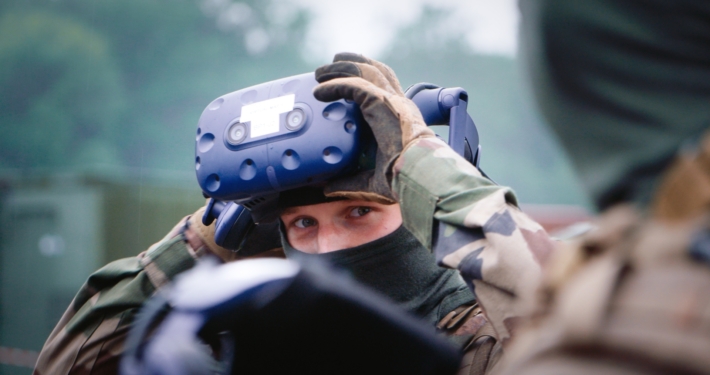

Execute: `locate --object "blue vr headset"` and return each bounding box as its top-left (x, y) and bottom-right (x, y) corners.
top-left (195, 72), bottom-right (482, 253)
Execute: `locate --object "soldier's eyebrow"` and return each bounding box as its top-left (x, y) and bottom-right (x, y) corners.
top-left (280, 207), bottom-right (299, 216)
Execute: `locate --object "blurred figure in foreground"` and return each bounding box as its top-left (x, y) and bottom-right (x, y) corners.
top-left (495, 1), bottom-right (710, 374)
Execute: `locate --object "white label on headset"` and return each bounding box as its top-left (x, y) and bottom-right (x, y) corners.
top-left (241, 94), bottom-right (295, 138)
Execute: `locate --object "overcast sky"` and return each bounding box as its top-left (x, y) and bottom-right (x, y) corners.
top-left (290, 0), bottom-right (519, 62)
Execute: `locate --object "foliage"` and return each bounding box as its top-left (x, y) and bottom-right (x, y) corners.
top-left (380, 7), bottom-right (587, 205)
top-left (0, 10), bottom-right (124, 169)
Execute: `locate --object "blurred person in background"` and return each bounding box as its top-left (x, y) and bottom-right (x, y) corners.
top-left (491, 0), bottom-right (710, 374)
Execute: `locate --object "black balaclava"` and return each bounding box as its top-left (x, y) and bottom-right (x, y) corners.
top-left (281, 224), bottom-right (475, 325)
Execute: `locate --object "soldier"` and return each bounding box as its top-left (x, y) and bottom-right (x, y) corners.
top-left (489, 1), bottom-right (710, 374)
top-left (33, 54), bottom-right (553, 375)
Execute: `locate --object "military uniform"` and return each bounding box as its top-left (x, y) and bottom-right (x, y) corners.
top-left (393, 136), bottom-right (554, 374)
top-left (492, 137), bottom-right (710, 375)
top-left (32, 227), bottom-right (197, 375)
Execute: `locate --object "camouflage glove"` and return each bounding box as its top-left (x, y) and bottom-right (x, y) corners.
top-left (314, 53), bottom-right (436, 204)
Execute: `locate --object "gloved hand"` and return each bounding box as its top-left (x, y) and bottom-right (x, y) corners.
top-left (165, 204), bottom-right (241, 263)
top-left (314, 53), bottom-right (436, 204)
top-left (172, 203), bottom-right (284, 263)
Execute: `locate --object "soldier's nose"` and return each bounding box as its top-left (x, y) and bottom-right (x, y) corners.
top-left (315, 224), bottom-right (345, 254)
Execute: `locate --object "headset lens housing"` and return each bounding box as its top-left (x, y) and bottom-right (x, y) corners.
top-left (227, 122), bottom-right (248, 145)
top-left (285, 109), bottom-right (306, 131)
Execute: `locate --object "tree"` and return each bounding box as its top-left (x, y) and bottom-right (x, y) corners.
top-left (0, 10), bottom-right (125, 169)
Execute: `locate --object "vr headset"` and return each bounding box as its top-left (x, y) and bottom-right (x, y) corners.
top-left (195, 72), bottom-right (482, 252)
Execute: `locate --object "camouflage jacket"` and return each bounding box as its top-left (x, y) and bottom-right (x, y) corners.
top-left (33, 229), bottom-right (196, 375)
top-left (393, 137), bottom-right (554, 354)
top-left (34, 137), bottom-right (551, 375)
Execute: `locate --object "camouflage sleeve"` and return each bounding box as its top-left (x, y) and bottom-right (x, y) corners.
top-left (392, 137), bottom-right (554, 343)
top-left (33, 230), bottom-right (196, 375)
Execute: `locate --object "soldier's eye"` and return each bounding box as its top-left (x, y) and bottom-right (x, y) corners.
top-left (349, 207), bottom-right (372, 217)
top-left (294, 217), bottom-right (317, 229)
